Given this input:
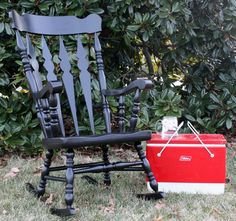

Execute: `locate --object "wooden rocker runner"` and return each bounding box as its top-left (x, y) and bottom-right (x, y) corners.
top-left (9, 10), bottom-right (164, 216)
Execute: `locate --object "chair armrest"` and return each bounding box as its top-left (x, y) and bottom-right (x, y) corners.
top-left (101, 79), bottom-right (153, 96)
top-left (33, 80), bottom-right (63, 99)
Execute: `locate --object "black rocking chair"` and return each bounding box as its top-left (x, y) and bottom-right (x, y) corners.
top-left (9, 10), bottom-right (163, 216)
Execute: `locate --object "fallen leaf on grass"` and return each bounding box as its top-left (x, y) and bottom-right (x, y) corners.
top-left (60, 155), bottom-right (67, 165)
top-left (231, 143), bottom-right (236, 152)
top-left (40, 193), bottom-right (55, 205)
top-left (166, 205), bottom-right (182, 219)
top-left (208, 207), bottom-right (222, 220)
top-left (33, 166), bottom-right (43, 176)
top-left (220, 203), bottom-right (227, 211)
top-left (203, 215), bottom-right (217, 221)
top-left (3, 167), bottom-right (20, 179)
top-left (80, 155), bottom-right (93, 164)
top-left (25, 216), bottom-right (35, 221)
top-left (155, 202), bottom-right (166, 210)
top-left (230, 150), bottom-right (236, 158)
top-left (0, 158), bottom-right (7, 168)
top-left (113, 148), bottom-right (124, 154)
top-left (98, 197), bottom-right (115, 214)
top-left (112, 148), bottom-right (139, 160)
top-left (153, 216), bottom-right (163, 221)
top-left (45, 194), bottom-right (54, 205)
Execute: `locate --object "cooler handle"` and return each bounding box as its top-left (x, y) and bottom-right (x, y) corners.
top-left (157, 121), bottom-right (215, 158)
top-left (157, 121), bottom-right (184, 157)
top-left (187, 121), bottom-right (214, 158)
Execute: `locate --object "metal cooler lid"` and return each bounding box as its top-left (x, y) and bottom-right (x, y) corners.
top-left (147, 133), bottom-right (227, 145)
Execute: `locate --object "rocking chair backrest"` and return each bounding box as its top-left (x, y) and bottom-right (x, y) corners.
top-left (9, 10), bottom-right (111, 138)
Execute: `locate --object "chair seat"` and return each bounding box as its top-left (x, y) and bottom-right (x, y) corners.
top-left (43, 130), bottom-right (152, 149)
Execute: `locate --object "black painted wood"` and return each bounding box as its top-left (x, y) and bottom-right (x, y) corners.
top-left (16, 31), bottom-right (38, 93)
top-left (10, 10), bottom-right (162, 216)
top-left (74, 161), bottom-right (143, 174)
top-left (118, 96), bottom-right (125, 132)
top-left (48, 93), bottom-right (61, 137)
top-left (130, 89), bottom-right (141, 132)
top-left (42, 36), bottom-right (65, 136)
top-left (77, 35), bottom-right (95, 133)
top-left (43, 130), bottom-right (152, 149)
top-left (9, 10), bottom-right (102, 35)
top-left (59, 36), bottom-right (79, 135)
top-left (44, 175), bottom-right (66, 182)
top-left (102, 79), bottom-right (153, 96)
top-left (41, 98), bottom-right (53, 138)
top-left (134, 142), bottom-right (159, 192)
top-left (41, 35), bottom-right (59, 137)
top-left (26, 34), bottom-right (42, 90)
top-left (48, 161), bottom-right (143, 174)
top-left (102, 145), bottom-right (111, 185)
top-left (94, 33), bottom-right (111, 133)
top-left (49, 161), bottom-right (105, 172)
top-left (16, 31), bottom-right (48, 137)
top-left (33, 81), bottom-right (63, 99)
top-left (65, 148), bottom-right (75, 211)
top-left (94, 33), bottom-right (106, 90)
top-left (37, 149), bottom-right (54, 197)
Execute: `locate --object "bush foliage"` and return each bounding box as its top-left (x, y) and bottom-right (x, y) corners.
top-left (0, 0), bottom-right (236, 155)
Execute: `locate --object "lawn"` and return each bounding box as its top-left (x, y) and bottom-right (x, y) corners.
top-left (0, 145), bottom-right (236, 221)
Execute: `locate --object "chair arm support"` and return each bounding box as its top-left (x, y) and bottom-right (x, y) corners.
top-left (33, 80), bottom-right (63, 99)
top-left (101, 79), bottom-right (153, 96)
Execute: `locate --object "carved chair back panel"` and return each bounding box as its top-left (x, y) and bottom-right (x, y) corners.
top-left (9, 10), bottom-right (110, 138)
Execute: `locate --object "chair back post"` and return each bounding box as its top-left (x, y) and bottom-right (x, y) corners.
top-left (15, 30), bottom-right (52, 137)
top-left (94, 33), bottom-right (111, 133)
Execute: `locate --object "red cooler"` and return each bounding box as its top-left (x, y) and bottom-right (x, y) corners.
top-left (146, 133), bottom-right (227, 194)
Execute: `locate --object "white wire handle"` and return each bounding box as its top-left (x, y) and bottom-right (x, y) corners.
top-left (187, 121), bottom-right (214, 158)
top-left (157, 121), bottom-right (184, 157)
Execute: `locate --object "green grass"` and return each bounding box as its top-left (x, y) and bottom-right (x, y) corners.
top-left (0, 146), bottom-right (236, 221)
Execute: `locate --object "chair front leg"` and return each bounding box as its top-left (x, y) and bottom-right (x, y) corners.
top-left (37, 149), bottom-right (54, 197)
top-left (51, 148), bottom-right (76, 216)
top-left (134, 142), bottom-right (159, 192)
top-left (65, 148), bottom-right (75, 213)
top-left (102, 145), bottom-right (111, 185)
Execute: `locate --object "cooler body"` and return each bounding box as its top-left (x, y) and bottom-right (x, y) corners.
top-left (146, 134), bottom-right (226, 194)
